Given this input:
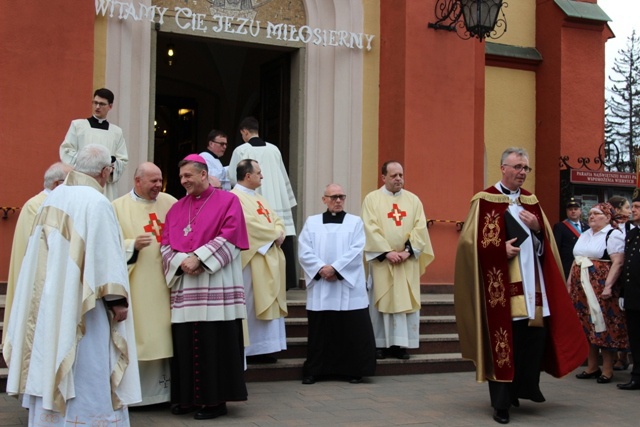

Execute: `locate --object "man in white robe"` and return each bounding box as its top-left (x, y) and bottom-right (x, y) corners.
top-left (112, 162), bottom-right (177, 405)
top-left (2, 162), bottom-right (71, 346)
top-left (4, 144), bottom-right (141, 426)
top-left (60, 88), bottom-right (128, 200)
top-left (228, 116), bottom-right (298, 289)
top-left (362, 161), bottom-right (434, 360)
top-left (298, 184), bottom-right (376, 384)
top-left (231, 159), bottom-right (287, 363)
top-left (200, 129), bottom-right (231, 190)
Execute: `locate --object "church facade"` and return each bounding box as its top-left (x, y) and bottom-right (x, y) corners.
top-left (0, 0), bottom-right (612, 285)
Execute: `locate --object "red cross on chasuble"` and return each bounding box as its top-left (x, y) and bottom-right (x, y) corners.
top-left (143, 212), bottom-right (165, 242)
top-left (387, 203), bottom-right (407, 226)
top-left (256, 200), bottom-right (272, 223)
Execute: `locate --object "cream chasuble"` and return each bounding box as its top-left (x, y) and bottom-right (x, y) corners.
top-left (112, 191), bottom-right (176, 360)
top-left (362, 187), bottom-right (434, 313)
top-left (4, 170), bottom-right (140, 424)
top-left (2, 190), bottom-right (48, 346)
top-left (232, 185), bottom-right (287, 320)
top-left (228, 142), bottom-right (297, 235)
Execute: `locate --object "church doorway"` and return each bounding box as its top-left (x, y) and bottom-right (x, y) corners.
top-left (153, 32), bottom-right (295, 197)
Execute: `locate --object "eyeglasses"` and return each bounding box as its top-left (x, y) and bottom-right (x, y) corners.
top-left (324, 194), bottom-right (346, 201)
top-left (502, 164), bottom-right (533, 173)
top-left (92, 101), bottom-right (109, 107)
top-left (212, 140), bottom-right (228, 147)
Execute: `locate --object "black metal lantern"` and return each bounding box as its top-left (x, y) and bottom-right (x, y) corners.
top-left (428, 0), bottom-right (507, 41)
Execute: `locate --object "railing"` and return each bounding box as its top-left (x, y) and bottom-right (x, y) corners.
top-left (427, 219), bottom-right (464, 231)
top-left (1, 207), bottom-right (20, 220)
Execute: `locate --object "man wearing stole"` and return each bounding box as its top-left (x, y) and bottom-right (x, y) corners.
top-left (454, 147), bottom-right (588, 424)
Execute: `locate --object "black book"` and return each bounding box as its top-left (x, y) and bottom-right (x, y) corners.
top-left (504, 210), bottom-right (529, 248)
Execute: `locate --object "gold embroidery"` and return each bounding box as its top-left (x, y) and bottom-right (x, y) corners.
top-left (494, 328), bottom-right (511, 368)
top-left (487, 267), bottom-right (507, 308)
top-left (481, 210), bottom-right (501, 248)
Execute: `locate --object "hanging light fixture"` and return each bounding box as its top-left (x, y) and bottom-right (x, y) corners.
top-left (167, 43), bottom-right (175, 66)
top-left (428, 0), bottom-right (507, 41)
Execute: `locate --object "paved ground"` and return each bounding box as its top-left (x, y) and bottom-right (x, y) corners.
top-left (2, 367), bottom-right (640, 426)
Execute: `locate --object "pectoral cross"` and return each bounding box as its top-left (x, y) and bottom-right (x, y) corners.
top-left (183, 224), bottom-right (192, 236)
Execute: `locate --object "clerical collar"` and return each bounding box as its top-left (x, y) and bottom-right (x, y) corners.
top-left (192, 185), bottom-right (214, 199)
top-left (381, 186), bottom-right (402, 197)
top-left (499, 183), bottom-right (519, 196)
top-left (248, 136), bottom-right (266, 147)
top-left (323, 210), bottom-right (346, 224)
top-left (234, 183), bottom-right (255, 195)
top-left (204, 148), bottom-right (220, 159)
top-left (88, 115), bottom-right (109, 130)
top-left (130, 189), bottom-right (156, 203)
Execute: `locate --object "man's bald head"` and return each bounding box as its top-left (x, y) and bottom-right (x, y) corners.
top-left (134, 162), bottom-right (163, 200)
top-left (322, 183), bottom-right (347, 213)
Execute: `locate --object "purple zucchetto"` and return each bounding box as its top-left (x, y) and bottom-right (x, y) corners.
top-left (182, 154), bottom-right (207, 165)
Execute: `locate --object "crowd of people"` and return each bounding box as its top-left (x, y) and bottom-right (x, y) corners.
top-left (4, 89), bottom-right (640, 427)
top-left (2, 88), bottom-right (435, 425)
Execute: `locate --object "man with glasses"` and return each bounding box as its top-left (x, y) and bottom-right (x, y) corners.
top-left (362, 161), bottom-right (434, 361)
top-left (298, 184), bottom-right (376, 384)
top-left (454, 147), bottom-right (587, 424)
top-left (200, 129), bottom-right (231, 190)
top-left (231, 159), bottom-right (287, 364)
top-left (60, 88), bottom-right (128, 200)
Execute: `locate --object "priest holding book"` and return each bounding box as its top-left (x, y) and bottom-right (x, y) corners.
top-left (454, 147), bottom-right (588, 425)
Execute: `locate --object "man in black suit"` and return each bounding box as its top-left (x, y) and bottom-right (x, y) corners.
top-left (618, 195), bottom-right (640, 390)
top-left (553, 198), bottom-right (588, 280)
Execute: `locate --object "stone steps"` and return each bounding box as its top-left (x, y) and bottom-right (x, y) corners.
top-left (0, 283), bottom-right (474, 390)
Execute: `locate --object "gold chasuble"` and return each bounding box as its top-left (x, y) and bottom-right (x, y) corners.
top-left (454, 186), bottom-right (588, 382)
top-left (232, 187), bottom-right (287, 320)
top-left (112, 191), bottom-right (177, 361)
top-left (362, 188), bottom-right (434, 313)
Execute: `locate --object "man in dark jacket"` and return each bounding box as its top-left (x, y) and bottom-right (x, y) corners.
top-left (618, 195), bottom-right (640, 390)
top-left (553, 198), bottom-right (588, 280)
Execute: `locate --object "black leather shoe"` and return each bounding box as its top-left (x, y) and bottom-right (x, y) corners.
top-left (375, 349), bottom-right (386, 360)
top-left (348, 376), bottom-right (363, 384)
top-left (302, 376), bottom-right (316, 385)
top-left (493, 408), bottom-right (509, 424)
top-left (575, 369), bottom-right (602, 379)
top-left (171, 405), bottom-right (198, 415)
top-left (597, 374), bottom-right (612, 384)
top-left (617, 379), bottom-right (640, 390)
top-left (194, 403), bottom-right (227, 420)
top-left (394, 348), bottom-right (410, 360)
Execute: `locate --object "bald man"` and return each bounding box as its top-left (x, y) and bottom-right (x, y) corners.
top-left (112, 162), bottom-right (177, 405)
top-left (3, 162), bottom-right (72, 346)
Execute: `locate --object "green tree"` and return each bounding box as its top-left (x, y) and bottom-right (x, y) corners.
top-left (606, 30), bottom-right (640, 172)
